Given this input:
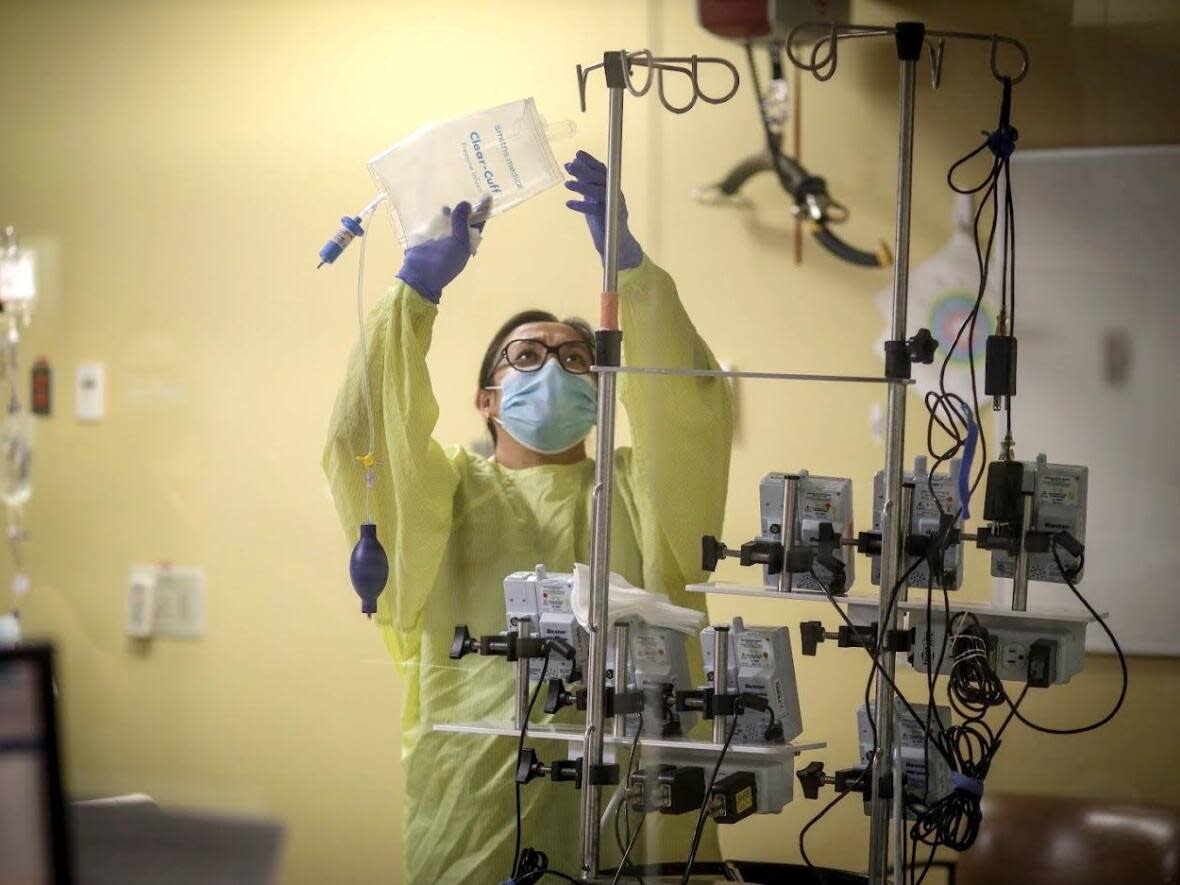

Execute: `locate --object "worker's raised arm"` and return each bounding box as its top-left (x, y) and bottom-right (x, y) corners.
top-left (617, 258), bottom-right (734, 587)
top-left (322, 203), bottom-right (483, 663)
top-left (564, 151), bottom-right (733, 590)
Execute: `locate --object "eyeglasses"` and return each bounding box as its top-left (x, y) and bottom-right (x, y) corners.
top-left (493, 338), bottom-right (594, 376)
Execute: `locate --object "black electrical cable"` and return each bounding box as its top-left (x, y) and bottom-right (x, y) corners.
top-left (943, 612), bottom-right (1004, 721)
top-left (923, 169), bottom-right (997, 511)
top-left (924, 391), bottom-right (979, 521)
top-left (798, 787), bottom-right (851, 877)
top-left (914, 568), bottom-right (947, 885)
top-left (1001, 542), bottom-right (1128, 735)
top-left (678, 714), bottom-right (739, 885)
top-left (513, 848), bottom-right (582, 885)
top-left (862, 545), bottom-right (947, 879)
top-left (817, 551), bottom-right (939, 775)
top-left (906, 553), bottom-right (989, 868)
top-left (899, 516), bottom-right (1107, 871)
top-left (612, 803), bottom-right (646, 885)
top-left (745, 42), bottom-right (789, 181)
top-left (1000, 149), bottom-right (1017, 441)
top-left (511, 653), bottom-right (552, 882)
top-left (613, 800), bottom-right (640, 885)
top-left (609, 814), bottom-right (647, 885)
top-left (614, 713), bottom-right (646, 885)
top-left (885, 512), bottom-right (960, 750)
top-left (796, 553), bottom-right (954, 881)
top-left (796, 519), bottom-right (963, 876)
top-left (907, 598), bottom-right (1031, 858)
top-left (812, 556), bottom-right (955, 767)
top-left (1005, 159), bottom-right (1016, 334)
top-left (908, 838), bottom-right (938, 885)
top-left (908, 649), bottom-right (951, 885)
top-left (902, 127), bottom-right (1124, 844)
top-left (798, 636), bottom-right (890, 885)
top-left (924, 79), bottom-right (1023, 520)
top-left (613, 798), bottom-right (629, 873)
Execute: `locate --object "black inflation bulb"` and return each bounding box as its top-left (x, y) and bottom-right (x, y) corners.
top-left (349, 522), bottom-right (389, 617)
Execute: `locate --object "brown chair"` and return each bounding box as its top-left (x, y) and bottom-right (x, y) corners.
top-left (955, 793), bottom-right (1180, 885)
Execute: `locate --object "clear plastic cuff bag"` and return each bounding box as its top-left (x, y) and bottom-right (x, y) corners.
top-left (368, 97), bottom-right (575, 247)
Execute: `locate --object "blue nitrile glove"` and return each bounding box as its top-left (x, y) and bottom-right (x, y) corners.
top-left (396, 200), bottom-right (487, 304)
top-left (564, 150), bottom-right (643, 270)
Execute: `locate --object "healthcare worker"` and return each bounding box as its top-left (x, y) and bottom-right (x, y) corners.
top-left (323, 151), bottom-right (733, 883)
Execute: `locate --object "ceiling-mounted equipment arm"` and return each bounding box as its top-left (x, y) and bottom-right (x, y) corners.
top-left (693, 42), bottom-right (889, 269)
top-left (701, 151), bottom-right (889, 268)
top-left (811, 225), bottom-right (889, 268)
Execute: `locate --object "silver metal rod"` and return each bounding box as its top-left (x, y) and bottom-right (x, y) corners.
top-left (924, 28), bottom-right (1031, 82)
top-left (777, 475), bottom-right (800, 594)
top-left (785, 23), bottom-right (1030, 84)
top-left (613, 621), bottom-right (630, 739)
top-left (896, 483), bottom-right (915, 606)
top-left (592, 365), bottom-right (913, 386)
top-left (579, 79), bottom-right (626, 880)
top-left (602, 101), bottom-right (624, 288)
top-left (869, 52), bottom-right (918, 885)
top-left (891, 482), bottom-right (915, 870)
top-left (712, 625), bottom-right (730, 744)
top-left (515, 619), bottom-right (533, 731)
top-left (1011, 493), bottom-right (1034, 612)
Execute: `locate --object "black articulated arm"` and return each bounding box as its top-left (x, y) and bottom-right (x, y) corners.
top-left (703, 151), bottom-right (890, 268)
top-left (810, 226), bottom-right (890, 268)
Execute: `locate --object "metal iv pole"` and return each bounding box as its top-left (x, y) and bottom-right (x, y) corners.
top-left (784, 20), bottom-right (1030, 885)
top-left (578, 50), bottom-right (626, 879)
top-left (574, 48), bottom-right (740, 879)
top-left (869, 25), bottom-right (923, 885)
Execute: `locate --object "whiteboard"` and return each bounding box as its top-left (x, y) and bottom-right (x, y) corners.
top-left (990, 146), bottom-right (1180, 656)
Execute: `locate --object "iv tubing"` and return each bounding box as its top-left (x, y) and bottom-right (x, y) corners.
top-left (354, 205), bottom-right (378, 525)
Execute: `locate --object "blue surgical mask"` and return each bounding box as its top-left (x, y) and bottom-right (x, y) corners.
top-left (491, 360), bottom-right (597, 455)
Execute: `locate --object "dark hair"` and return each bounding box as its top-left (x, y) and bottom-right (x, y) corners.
top-left (478, 309), bottom-right (595, 444)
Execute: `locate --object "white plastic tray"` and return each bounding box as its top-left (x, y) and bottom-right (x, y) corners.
top-left (432, 721), bottom-right (825, 760)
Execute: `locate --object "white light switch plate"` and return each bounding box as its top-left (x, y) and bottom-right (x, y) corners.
top-left (125, 566), bottom-right (158, 638)
top-left (76, 361), bottom-right (105, 422)
top-left (154, 567), bottom-right (204, 639)
top-left (124, 564), bottom-right (204, 640)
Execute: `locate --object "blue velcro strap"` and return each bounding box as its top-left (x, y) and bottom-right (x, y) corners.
top-left (951, 771), bottom-right (984, 797)
top-left (958, 404), bottom-right (978, 521)
top-left (987, 126), bottom-right (1018, 159)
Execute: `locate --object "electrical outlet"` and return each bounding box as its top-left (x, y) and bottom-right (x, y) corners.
top-left (907, 605), bottom-right (1088, 686)
top-left (1002, 641), bottom-right (1027, 670)
top-left (1028, 639), bottom-right (1058, 688)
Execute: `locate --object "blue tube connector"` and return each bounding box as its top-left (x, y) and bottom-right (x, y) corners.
top-left (349, 522), bottom-right (389, 617)
top-left (318, 215), bottom-right (366, 268)
top-left (958, 406), bottom-right (979, 521)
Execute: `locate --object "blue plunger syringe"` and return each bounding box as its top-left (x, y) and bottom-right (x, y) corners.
top-left (317, 195), bottom-right (385, 268)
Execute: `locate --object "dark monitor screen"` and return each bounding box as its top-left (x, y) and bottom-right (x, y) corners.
top-left (0, 643), bottom-right (71, 885)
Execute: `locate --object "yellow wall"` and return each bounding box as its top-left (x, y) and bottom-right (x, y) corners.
top-left (0, 1), bottom-right (1176, 882)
